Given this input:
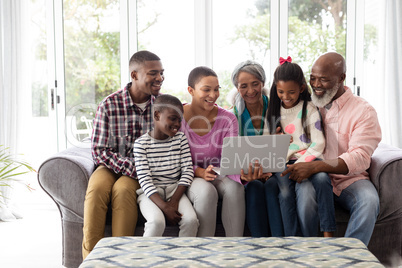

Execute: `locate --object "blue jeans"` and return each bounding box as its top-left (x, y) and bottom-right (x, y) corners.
top-left (245, 176), bottom-right (284, 237)
top-left (276, 160), bottom-right (300, 236)
top-left (297, 179), bottom-right (379, 246)
top-left (296, 171), bottom-right (336, 235)
top-left (277, 160), bottom-right (335, 236)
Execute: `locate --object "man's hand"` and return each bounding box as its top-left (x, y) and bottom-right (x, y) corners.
top-left (281, 161), bottom-right (316, 183)
top-left (241, 161), bottom-right (272, 182)
top-left (282, 158), bottom-right (348, 183)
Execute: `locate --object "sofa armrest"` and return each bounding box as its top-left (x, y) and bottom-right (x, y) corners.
top-left (38, 146), bottom-right (94, 223)
top-left (369, 143), bottom-right (402, 222)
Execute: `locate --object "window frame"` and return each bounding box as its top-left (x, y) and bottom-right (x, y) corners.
top-left (52, 0), bottom-right (358, 150)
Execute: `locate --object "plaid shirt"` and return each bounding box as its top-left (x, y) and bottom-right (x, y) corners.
top-left (91, 82), bottom-right (155, 178)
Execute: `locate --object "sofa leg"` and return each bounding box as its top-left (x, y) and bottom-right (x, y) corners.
top-left (62, 220), bottom-right (84, 268)
top-left (368, 218), bottom-right (402, 266)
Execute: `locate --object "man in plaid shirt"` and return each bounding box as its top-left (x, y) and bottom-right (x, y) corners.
top-left (82, 50), bottom-right (164, 259)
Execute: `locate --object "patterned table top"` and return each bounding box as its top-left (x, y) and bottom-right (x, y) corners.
top-left (80, 236), bottom-right (383, 267)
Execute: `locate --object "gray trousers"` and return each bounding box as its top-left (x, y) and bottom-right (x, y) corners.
top-left (137, 184), bottom-right (199, 237)
top-left (187, 176), bottom-right (245, 237)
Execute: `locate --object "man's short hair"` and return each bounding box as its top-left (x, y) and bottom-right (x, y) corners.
top-left (129, 50), bottom-right (160, 69)
top-left (154, 94), bottom-right (183, 114)
top-left (188, 66), bottom-right (217, 89)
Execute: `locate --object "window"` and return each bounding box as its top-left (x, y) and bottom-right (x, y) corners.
top-left (30, 0), bottom-right (48, 117)
top-left (137, 0), bottom-right (195, 105)
top-left (23, 0), bottom-right (362, 154)
top-left (213, 0), bottom-right (271, 108)
top-left (63, 0), bottom-right (121, 143)
top-left (360, 0), bottom-right (379, 105)
top-left (288, 0), bottom-right (347, 76)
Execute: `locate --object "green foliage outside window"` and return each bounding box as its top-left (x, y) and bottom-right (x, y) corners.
top-left (63, 0), bottom-right (121, 113)
top-left (231, 0), bottom-right (350, 82)
top-left (30, 0), bottom-right (377, 125)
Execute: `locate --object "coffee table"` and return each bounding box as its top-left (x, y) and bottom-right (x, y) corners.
top-left (80, 236), bottom-right (383, 267)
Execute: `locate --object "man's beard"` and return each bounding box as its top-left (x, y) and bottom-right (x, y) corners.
top-left (311, 83), bottom-right (339, 108)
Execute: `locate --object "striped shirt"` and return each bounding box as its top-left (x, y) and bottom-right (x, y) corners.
top-left (134, 131), bottom-right (194, 197)
top-left (91, 82), bottom-right (155, 178)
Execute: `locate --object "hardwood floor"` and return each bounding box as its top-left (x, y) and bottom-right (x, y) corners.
top-left (0, 176), bottom-right (63, 268)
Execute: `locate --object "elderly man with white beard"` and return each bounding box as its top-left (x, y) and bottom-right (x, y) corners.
top-left (281, 52), bottom-right (382, 246)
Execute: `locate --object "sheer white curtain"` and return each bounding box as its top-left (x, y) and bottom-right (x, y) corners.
top-left (0, 0), bottom-right (21, 150)
top-left (378, 0), bottom-right (402, 148)
top-left (0, 0), bottom-right (27, 221)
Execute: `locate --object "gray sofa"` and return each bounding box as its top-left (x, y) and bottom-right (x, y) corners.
top-left (38, 143), bottom-right (402, 268)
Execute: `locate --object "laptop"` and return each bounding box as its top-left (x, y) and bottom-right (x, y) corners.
top-left (213, 135), bottom-right (291, 176)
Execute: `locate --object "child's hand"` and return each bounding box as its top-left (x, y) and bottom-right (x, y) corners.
top-left (275, 126), bottom-right (293, 143)
top-left (162, 203), bottom-right (182, 225)
top-left (275, 126), bottom-right (282, 134)
top-left (202, 165), bottom-right (217, 181)
top-left (167, 198), bottom-right (179, 213)
top-left (150, 193), bottom-right (182, 225)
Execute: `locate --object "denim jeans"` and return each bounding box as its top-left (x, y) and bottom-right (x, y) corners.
top-left (276, 160), bottom-right (301, 236)
top-left (335, 179), bottom-right (379, 245)
top-left (295, 171), bottom-right (336, 236)
top-left (245, 176), bottom-right (284, 237)
top-left (277, 159), bottom-right (335, 236)
top-left (297, 179), bottom-right (379, 246)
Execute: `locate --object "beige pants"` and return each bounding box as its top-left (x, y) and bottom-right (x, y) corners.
top-left (82, 165), bottom-right (140, 260)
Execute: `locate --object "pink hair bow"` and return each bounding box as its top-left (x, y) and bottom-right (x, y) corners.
top-left (279, 56), bottom-right (292, 65)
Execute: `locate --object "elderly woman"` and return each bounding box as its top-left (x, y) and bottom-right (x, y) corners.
top-left (229, 60), bottom-right (284, 237)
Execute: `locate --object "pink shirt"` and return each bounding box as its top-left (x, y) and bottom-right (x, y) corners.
top-left (319, 87), bottom-right (382, 196)
top-left (180, 106), bottom-right (242, 184)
